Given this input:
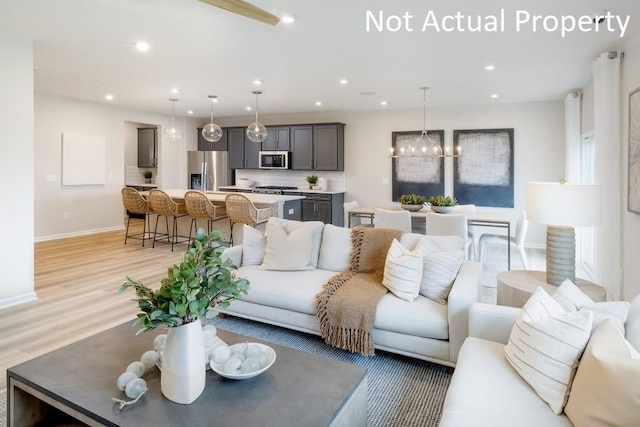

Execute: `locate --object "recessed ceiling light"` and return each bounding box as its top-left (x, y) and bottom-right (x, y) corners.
top-left (246, 106), bottom-right (252, 111)
top-left (380, 101), bottom-right (387, 106)
top-left (491, 94), bottom-right (499, 99)
top-left (315, 101), bottom-right (322, 106)
top-left (135, 41), bottom-right (150, 52)
top-left (485, 65), bottom-right (495, 71)
top-left (171, 88), bottom-right (180, 94)
top-left (104, 94), bottom-right (114, 101)
top-left (281, 15), bottom-right (295, 24)
top-left (187, 110), bottom-right (194, 115)
top-left (253, 79), bottom-right (262, 85)
top-left (339, 78), bottom-right (349, 85)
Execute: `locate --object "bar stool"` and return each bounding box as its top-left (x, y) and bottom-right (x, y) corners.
top-left (184, 190), bottom-right (228, 244)
top-left (224, 193), bottom-right (273, 245)
top-left (148, 189), bottom-right (189, 251)
top-left (121, 187), bottom-right (154, 247)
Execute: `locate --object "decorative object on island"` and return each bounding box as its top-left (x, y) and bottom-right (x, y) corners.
top-left (526, 181), bottom-right (601, 286)
top-left (398, 193), bottom-right (426, 211)
top-left (202, 95), bottom-right (223, 143)
top-left (428, 195), bottom-right (458, 213)
top-left (163, 98), bottom-right (183, 142)
top-left (118, 228), bottom-right (250, 404)
top-left (306, 174), bottom-right (318, 189)
top-left (246, 90), bottom-right (267, 143)
top-left (142, 170), bottom-right (153, 183)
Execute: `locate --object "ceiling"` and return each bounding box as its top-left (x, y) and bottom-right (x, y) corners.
top-left (2, 0), bottom-right (640, 119)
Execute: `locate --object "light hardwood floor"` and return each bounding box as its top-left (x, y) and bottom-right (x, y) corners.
top-left (0, 225), bottom-right (185, 391)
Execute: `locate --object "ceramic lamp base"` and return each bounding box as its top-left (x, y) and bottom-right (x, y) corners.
top-left (545, 225), bottom-right (575, 286)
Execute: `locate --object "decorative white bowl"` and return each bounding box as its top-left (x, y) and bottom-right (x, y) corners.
top-left (400, 204), bottom-right (424, 212)
top-left (210, 343), bottom-right (276, 380)
top-left (430, 206), bottom-right (455, 214)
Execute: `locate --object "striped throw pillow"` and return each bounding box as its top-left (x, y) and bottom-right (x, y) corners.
top-left (382, 239), bottom-right (423, 302)
top-left (416, 237), bottom-right (464, 304)
top-left (504, 287), bottom-right (593, 414)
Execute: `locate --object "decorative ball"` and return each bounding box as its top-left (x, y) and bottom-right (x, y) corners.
top-left (126, 361), bottom-right (146, 378)
top-left (125, 378), bottom-right (147, 399)
top-left (229, 342), bottom-right (248, 355)
top-left (223, 357), bottom-right (242, 375)
top-left (202, 324), bottom-right (217, 336)
top-left (202, 330), bottom-right (216, 349)
top-left (116, 371), bottom-right (138, 391)
top-left (153, 334), bottom-right (167, 352)
top-left (253, 350), bottom-right (269, 368)
top-left (140, 350), bottom-right (160, 369)
top-left (241, 357), bottom-right (260, 374)
top-left (212, 346), bottom-right (231, 364)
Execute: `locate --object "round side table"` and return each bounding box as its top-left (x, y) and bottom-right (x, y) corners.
top-left (496, 270), bottom-right (607, 308)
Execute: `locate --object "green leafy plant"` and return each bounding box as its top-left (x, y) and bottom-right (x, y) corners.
top-left (142, 170), bottom-right (153, 179)
top-left (306, 174), bottom-right (318, 184)
top-left (398, 193), bottom-right (426, 205)
top-left (427, 195), bottom-right (458, 207)
top-left (118, 228), bottom-right (249, 334)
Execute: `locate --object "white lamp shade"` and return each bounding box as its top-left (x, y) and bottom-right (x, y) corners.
top-left (526, 182), bottom-right (601, 226)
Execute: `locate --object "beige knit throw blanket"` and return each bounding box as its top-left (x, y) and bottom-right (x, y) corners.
top-left (315, 227), bottom-right (402, 356)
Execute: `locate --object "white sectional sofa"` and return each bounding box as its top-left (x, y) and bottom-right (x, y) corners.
top-left (439, 298), bottom-right (640, 426)
top-left (220, 221), bottom-right (482, 367)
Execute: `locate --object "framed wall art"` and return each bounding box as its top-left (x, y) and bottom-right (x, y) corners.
top-left (629, 87), bottom-right (640, 214)
top-left (453, 128), bottom-right (514, 207)
top-left (391, 130), bottom-right (445, 201)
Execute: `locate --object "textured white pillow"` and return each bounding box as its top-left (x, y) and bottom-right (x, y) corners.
top-left (259, 221), bottom-right (315, 271)
top-left (504, 287), bottom-right (593, 414)
top-left (553, 279), bottom-right (630, 335)
top-left (415, 236), bottom-right (463, 304)
top-left (241, 225), bottom-right (266, 266)
top-left (382, 239), bottom-right (423, 302)
top-left (317, 224), bottom-right (351, 272)
top-left (267, 218), bottom-right (324, 267)
top-left (565, 319), bottom-right (640, 427)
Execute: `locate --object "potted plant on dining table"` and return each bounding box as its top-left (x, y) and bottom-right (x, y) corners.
top-left (398, 193), bottom-right (427, 211)
top-left (427, 195), bottom-right (458, 213)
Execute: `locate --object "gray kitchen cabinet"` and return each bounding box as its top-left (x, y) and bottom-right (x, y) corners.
top-left (262, 127), bottom-right (290, 151)
top-left (197, 127), bottom-right (228, 151)
top-left (137, 127), bottom-right (157, 168)
top-left (290, 126), bottom-right (313, 170)
top-left (290, 124), bottom-right (344, 171)
top-left (293, 192), bottom-right (344, 226)
top-left (228, 128), bottom-right (260, 169)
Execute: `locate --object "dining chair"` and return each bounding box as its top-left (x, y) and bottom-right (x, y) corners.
top-left (373, 208), bottom-right (412, 233)
top-left (479, 210), bottom-right (529, 269)
top-left (184, 190), bottom-right (228, 244)
top-left (425, 212), bottom-right (471, 259)
top-left (147, 189), bottom-right (189, 251)
top-left (225, 193), bottom-right (273, 245)
top-left (454, 204), bottom-right (477, 259)
top-left (344, 201), bottom-right (374, 228)
top-left (121, 187), bottom-right (154, 247)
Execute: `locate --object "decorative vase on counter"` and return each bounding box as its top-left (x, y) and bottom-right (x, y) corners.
top-left (161, 319), bottom-right (206, 404)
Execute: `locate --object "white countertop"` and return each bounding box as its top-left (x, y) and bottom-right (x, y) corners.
top-left (141, 189), bottom-right (305, 204)
top-left (219, 185), bottom-right (345, 195)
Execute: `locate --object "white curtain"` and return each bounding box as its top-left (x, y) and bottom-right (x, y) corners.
top-left (592, 51), bottom-right (622, 299)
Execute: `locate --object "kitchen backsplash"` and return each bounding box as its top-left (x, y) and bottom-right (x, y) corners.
top-left (235, 170), bottom-right (345, 191)
top-left (126, 165), bottom-right (158, 185)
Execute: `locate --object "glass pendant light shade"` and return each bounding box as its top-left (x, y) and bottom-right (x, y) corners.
top-left (163, 98), bottom-right (183, 142)
top-left (246, 91), bottom-right (267, 142)
top-left (202, 95), bottom-right (223, 143)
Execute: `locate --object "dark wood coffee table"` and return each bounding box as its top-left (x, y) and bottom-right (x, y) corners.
top-left (7, 321), bottom-right (366, 426)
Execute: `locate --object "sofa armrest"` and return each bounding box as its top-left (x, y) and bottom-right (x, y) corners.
top-left (222, 244), bottom-right (243, 268)
top-left (469, 302), bottom-right (520, 344)
top-left (447, 260), bottom-right (482, 364)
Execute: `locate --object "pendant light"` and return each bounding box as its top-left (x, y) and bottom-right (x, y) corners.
top-left (164, 98), bottom-right (183, 142)
top-left (202, 95), bottom-right (223, 142)
top-left (246, 91), bottom-right (267, 143)
top-left (415, 87), bottom-right (442, 156)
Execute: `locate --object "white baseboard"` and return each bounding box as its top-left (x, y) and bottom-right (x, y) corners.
top-left (0, 291), bottom-right (38, 310)
top-left (35, 225), bottom-right (124, 243)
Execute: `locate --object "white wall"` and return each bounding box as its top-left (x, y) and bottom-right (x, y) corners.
top-left (0, 33), bottom-right (35, 307)
top-left (34, 93), bottom-right (189, 240)
top-left (621, 32), bottom-right (640, 300)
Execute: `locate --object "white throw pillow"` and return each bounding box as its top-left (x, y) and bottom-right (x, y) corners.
top-left (504, 287), bottom-right (593, 414)
top-left (317, 224), bottom-right (352, 272)
top-left (241, 225), bottom-right (266, 266)
top-left (553, 279), bottom-right (630, 335)
top-left (415, 236), bottom-right (463, 304)
top-left (382, 239), bottom-right (423, 302)
top-left (267, 218), bottom-right (324, 268)
top-left (565, 319), bottom-right (640, 427)
top-left (259, 221), bottom-right (316, 271)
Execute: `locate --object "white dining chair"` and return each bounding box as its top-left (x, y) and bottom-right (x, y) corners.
top-left (425, 212), bottom-right (472, 259)
top-left (373, 208), bottom-right (412, 233)
top-left (454, 204), bottom-right (477, 259)
top-left (479, 210), bottom-right (529, 269)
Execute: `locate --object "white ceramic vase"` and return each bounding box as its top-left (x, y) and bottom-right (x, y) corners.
top-left (161, 319), bottom-right (206, 404)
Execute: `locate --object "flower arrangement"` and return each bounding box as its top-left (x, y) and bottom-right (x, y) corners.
top-left (427, 195), bottom-right (458, 207)
top-left (118, 228), bottom-right (249, 334)
top-left (397, 193), bottom-right (427, 205)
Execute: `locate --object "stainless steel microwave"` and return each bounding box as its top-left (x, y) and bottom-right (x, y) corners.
top-left (259, 151), bottom-right (289, 169)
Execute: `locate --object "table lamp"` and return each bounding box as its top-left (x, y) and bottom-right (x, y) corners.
top-left (526, 181), bottom-right (601, 286)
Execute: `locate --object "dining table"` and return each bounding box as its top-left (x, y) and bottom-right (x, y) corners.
top-left (348, 205), bottom-right (514, 269)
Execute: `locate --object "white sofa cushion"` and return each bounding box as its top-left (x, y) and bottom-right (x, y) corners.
top-left (374, 293), bottom-right (449, 339)
top-left (260, 220), bottom-right (325, 271)
top-left (439, 337), bottom-right (573, 427)
top-left (382, 239), bottom-right (422, 302)
top-left (504, 287), bottom-right (593, 414)
top-left (627, 294), bottom-right (640, 351)
top-left (266, 218), bottom-right (324, 268)
top-left (317, 224), bottom-right (352, 272)
top-left (241, 225), bottom-right (266, 266)
top-left (565, 318), bottom-right (640, 427)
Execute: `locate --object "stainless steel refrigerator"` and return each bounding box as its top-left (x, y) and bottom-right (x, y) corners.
top-left (187, 151), bottom-right (232, 192)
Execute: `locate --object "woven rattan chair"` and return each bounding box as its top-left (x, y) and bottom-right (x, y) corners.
top-left (148, 189), bottom-right (189, 251)
top-left (224, 193), bottom-right (273, 245)
top-left (121, 187), bottom-right (154, 247)
top-left (184, 190), bottom-right (228, 244)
